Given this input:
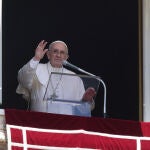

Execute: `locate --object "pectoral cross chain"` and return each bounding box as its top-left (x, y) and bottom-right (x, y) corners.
top-left (50, 93), bottom-right (58, 100)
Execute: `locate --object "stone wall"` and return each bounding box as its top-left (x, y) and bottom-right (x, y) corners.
top-left (0, 109), bottom-right (7, 149)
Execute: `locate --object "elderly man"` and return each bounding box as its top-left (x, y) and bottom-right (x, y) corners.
top-left (16, 40), bottom-right (96, 116)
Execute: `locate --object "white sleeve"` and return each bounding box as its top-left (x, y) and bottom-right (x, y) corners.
top-left (16, 58), bottom-right (39, 100)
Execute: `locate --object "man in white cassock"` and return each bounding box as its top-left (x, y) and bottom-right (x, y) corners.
top-left (16, 40), bottom-right (96, 117)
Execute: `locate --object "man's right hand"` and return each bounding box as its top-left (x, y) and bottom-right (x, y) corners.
top-left (33, 40), bottom-right (48, 61)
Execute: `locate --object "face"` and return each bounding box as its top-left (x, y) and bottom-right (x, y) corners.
top-left (47, 42), bottom-right (68, 68)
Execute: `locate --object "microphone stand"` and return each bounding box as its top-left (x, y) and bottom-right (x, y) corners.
top-left (63, 61), bottom-right (107, 118)
top-left (80, 71), bottom-right (107, 118)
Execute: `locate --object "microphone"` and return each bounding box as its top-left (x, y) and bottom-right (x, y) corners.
top-left (62, 60), bottom-right (96, 77)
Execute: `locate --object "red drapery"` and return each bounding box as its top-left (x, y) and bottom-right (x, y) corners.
top-left (5, 109), bottom-right (150, 150)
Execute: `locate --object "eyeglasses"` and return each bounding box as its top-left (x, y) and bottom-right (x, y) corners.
top-left (51, 49), bottom-right (68, 56)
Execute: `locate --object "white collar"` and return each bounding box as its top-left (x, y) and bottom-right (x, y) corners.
top-left (36, 62), bottom-right (64, 86)
top-left (47, 62), bottom-right (63, 74)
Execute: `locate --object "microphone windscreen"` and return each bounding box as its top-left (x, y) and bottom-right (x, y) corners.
top-left (62, 60), bottom-right (68, 66)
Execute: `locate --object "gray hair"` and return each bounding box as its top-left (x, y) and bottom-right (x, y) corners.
top-left (48, 40), bottom-right (68, 54)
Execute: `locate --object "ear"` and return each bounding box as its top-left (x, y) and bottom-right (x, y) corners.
top-left (65, 54), bottom-right (69, 60)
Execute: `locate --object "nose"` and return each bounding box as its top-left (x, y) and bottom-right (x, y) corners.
top-left (56, 51), bottom-right (61, 57)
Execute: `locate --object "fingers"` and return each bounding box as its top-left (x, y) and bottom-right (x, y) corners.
top-left (37, 40), bottom-right (48, 50)
top-left (43, 49), bottom-right (48, 54)
top-left (82, 87), bottom-right (96, 102)
top-left (86, 88), bottom-right (96, 96)
top-left (34, 40), bottom-right (48, 61)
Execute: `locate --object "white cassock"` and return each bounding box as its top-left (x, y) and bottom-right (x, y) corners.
top-left (16, 58), bottom-right (91, 116)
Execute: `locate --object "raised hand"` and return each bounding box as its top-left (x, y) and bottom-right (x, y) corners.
top-left (34, 40), bottom-right (48, 61)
